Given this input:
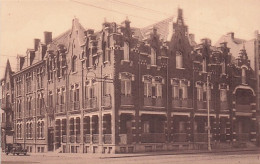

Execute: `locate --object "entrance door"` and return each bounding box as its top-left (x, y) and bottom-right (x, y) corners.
top-left (48, 128), bottom-right (54, 151)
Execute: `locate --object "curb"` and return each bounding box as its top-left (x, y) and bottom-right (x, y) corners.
top-left (101, 148), bottom-right (260, 159)
top-left (26, 148), bottom-right (260, 159)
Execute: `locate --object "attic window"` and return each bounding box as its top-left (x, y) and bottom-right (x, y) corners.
top-left (242, 67), bottom-right (246, 84)
top-left (176, 51), bottom-right (183, 69)
top-left (151, 48), bottom-right (156, 65)
top-left (123, 42), bottom-right (129, 61)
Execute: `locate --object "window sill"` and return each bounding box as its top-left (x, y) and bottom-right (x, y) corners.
top-left (122, 60), bottom-right (130, 63)
top-left (150, 65), bottom-right (157, 67)
top-left (176, 67), bottom-right (185, 70)
top-left (72, 71), bottom-right (78, 75)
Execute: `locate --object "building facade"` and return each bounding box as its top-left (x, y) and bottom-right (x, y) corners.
top-left (1, 9), bottom-right (258, 153)
top-left (1, 60), bottom-right (15, 151)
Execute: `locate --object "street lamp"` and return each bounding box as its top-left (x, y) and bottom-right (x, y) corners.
top-left (206, 73), bottom-right (212, 151)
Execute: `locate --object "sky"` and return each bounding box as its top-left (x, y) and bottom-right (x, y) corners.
top-left (0, 0), bottom-right (260, 78)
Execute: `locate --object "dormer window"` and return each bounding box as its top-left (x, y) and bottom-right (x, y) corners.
top-left (221, 60), bottom-right (226, 74)
top-left (242, 67), bottom-right (247, 84)
top-left (202, 58), bottom-right (206, 72)
top-left (176, 51), bottom-right (183, 69)
top-left (123, 42), bottom-right (129, 61)
top-left (151, 48), bottom-right (156, 65)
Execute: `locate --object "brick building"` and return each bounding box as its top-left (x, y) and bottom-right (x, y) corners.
top-left (1, 9), bottom-right (258, 153)
top-left (1, 60), bottom-right (15, 151)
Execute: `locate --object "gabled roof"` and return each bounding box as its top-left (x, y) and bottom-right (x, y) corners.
top-left (48, 18), bottom-right (86, 52)
top-left (1, 59), bottom-right (14, 84)
top-left (137, 16), bottom-right (174, 41)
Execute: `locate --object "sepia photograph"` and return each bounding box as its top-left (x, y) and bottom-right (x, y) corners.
top-left (0, 0), bottom-right (260, 163)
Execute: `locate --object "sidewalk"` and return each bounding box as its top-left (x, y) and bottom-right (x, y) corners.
top-left (28, 147), bottom-right (260, 159)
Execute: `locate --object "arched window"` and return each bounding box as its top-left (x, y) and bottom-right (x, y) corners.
top-left (124, 42), bottom-right (129, 61)
top-left (72, 56), bottom-right (77, 72)
top-left (151, 48), bottom-right (156, 65)
top-left (176, 51), bottom-right (183, 68)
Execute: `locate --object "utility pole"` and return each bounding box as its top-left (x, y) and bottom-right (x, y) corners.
top-left (255, 30), bottom-right (260, 146)
top-left (207, 73), bottom-right (212, 151)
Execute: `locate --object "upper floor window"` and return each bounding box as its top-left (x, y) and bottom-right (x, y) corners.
top-left (48, 91), bottom-right (53, 108)
top-left (103, 76), bottom-right (111, 96)
top-left (196, 82), bottom-right (212, 101)
top-left (219, 84), bottom-right (228, 102)
top-left (57, 87), bottom-right (66, 105)
top-left (123, 42), bottom-right (129, 61)
top-left (172, 79), bottom-right (189, 99)
top-left (72, 56), bottom-right (77, 72)
top-left (151, 48), bottom-right (156, 65)
top-left (176, 51), bottom-right (183, 69)
top-left (120, 72), bottom-right (134, 96)
top-left (143, 75), bottom-right (164, 98)
top-left (241, 67), bottom-right (247, 84)
top-left (85, 80), bottom-right (96, 99)
top-left (26, 72), bottom-right (32, 93)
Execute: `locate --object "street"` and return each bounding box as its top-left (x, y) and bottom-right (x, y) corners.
top-left (1, 150), bottom-right (260, 164)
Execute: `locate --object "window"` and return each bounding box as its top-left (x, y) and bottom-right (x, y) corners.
top-left (172, 79), bottom-right (188, 99)
top-left (202, 58), bottom-right (206, 72)
top-left (120, 73), bottom-right (133, 96)
top-left (197, 82), bottom-right (211, 101)
top-left (219, 84), bottom-right (228, 102)
top-left (144, 80), bottom-right (152, 97)
top-left (242, 67), bottom-right (246, 84)
top-left (85, 81), bottom-right (96, 99)
top-left (41, 122), bottom-right (44, 138)
top-left (59, 88), bottom-right (65, 105)
top-left (176, 51), bottom-right (183, 68)
top-left (17, 123), bottom-right (22, 139)
top-left (124, 42), bottom-right (129, 61)
top-left (197, 85), bottom-right (203, 101)
top-left (151, 48), bottom-right (156, 65)
top-left (220, 89), bottom-right (227, 102)
top-left (27, 97), bottom-right (32, 116)
top-left (103, 77), bottom-right (110, 96)
top-left (104, 49), bottom-right (111, 62)
top-left (72, 56), bottom-right (77, 72)
top-left (75, 88), bottom-right (80, 102)
top-left (221, 60), bottom-right (226, 74)
top-left (143, 121), bottom-right (150, 133)
top-left (37, 93), bottom-right (44, 115)
top-left (48, 92), bottom-right (53, 107)
top-left (26, 73), bottom-right (32, 93)
top-left (179, 121), bottom-right (186, 133)
top-left (17, 100), bottom-right (22, 118)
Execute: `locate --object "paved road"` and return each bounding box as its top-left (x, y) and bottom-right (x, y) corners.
top-left (1, 150), bottom-right (260, 164)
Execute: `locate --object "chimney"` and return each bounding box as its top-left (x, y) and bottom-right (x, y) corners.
top-left (189, 34), bottom-right (195, 42)
top-left (121, 16), bottom-right (130, 29)
top-left (178, 8), bottom-right (183, 19)
top-left (17, 56), bottom-right (25, 71)
top-left (85, 29), bottom-right (94, 36)
top-left (227, 32), bottom-right (234, 39)
top-left (201, 38), bottom-right (211, 45)
top-left (44, 31), bottom-right (52, 45)
top-left (34, 38), bottom-right (40, 51)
